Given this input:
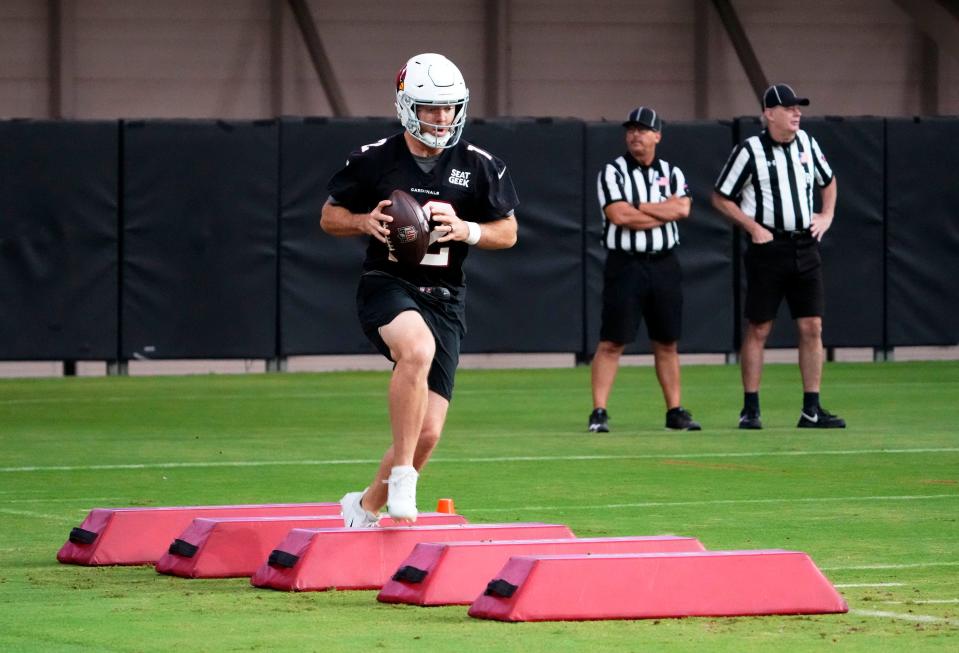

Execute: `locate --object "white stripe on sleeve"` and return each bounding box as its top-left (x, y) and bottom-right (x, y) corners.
top-left (811, 136), bottom-right (832, 185)
top-left (716, 146), bottom-right (751, 197)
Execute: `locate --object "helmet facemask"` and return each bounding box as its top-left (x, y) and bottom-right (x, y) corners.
top-left (395, 53), bottom-right (470, 149)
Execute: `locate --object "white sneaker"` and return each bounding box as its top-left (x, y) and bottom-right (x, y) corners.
top-left (340, 489), bottom-right (380, 528)
top-left (385, 465), bottom-right (419, 521)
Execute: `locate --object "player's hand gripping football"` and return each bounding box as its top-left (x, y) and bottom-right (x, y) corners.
top-left (364, 198), bottom-right (393, 244)
top-left (425, 201), bottom-right (468, 244)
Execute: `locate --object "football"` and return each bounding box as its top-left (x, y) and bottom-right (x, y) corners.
top-left (382, 189), bottom-right (431, 264)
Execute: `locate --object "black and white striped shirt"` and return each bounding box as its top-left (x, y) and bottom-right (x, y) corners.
top-left (714, 129), bottom-right (833, 231)
top-left (597, 155), bottom-right (687, 253)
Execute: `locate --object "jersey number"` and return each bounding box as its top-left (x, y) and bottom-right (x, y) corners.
top-left (388, 247), bottom-right (448, 266)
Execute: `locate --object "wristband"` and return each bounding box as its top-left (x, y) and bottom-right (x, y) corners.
top-left (464, 221), bottom-right (481, 245)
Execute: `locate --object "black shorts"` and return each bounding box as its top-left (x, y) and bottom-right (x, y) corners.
top-left (744, 234), bottom-right (824, 322)
top-left (356, 271), bottom-right (466, 401)
top-left (599, 249), bottom-right (683, 344)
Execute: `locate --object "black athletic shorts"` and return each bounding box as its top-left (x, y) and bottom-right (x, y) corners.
top-left (356, 271), bottom-right (466, 401)
top-left (743, 233), bottom-right (824, 322)
top-left (599, 249), bottom-right (683, 344)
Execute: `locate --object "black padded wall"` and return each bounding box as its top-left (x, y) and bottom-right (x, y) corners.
top-left (886, 118), bottom-right (959, 346)
top-left (803, 117), bottom-right (885, 347)
top-left (279, 118), bottom-right (399, 355)
top-left (462, 119), bottom-right (585, 353)
top-left (3, 116), bottom-right (957, 363)
top-left (584, 121), bottom-right (735, 355)
top-left (0, 120), bottom-right (118, 360)
top-left (121, 120), bottom-right (278, 359)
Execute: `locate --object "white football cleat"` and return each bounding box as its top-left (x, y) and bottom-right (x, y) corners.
top-left (340, 489), bottom-right (381, 528)
top-left (385, 465), bottom-right (419, 522)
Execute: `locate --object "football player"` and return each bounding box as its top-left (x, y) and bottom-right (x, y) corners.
top-left (321, 53), bottom-right (519, 526)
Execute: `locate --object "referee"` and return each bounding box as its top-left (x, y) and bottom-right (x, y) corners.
top-left (712, 83), bottom-right (845, 429)
top-left (588, 106), bottom-right (700, 433)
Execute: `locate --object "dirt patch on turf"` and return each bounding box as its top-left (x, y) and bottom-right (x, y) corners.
top-left (917, 479), bottom-right (957, 485)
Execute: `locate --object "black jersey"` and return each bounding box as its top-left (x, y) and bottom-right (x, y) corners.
top-left (328, 132), bottom-right (519, 289)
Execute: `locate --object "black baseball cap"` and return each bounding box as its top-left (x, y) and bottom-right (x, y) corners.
top-left (763, 84), bottom-right (810, 109)
top-left (622, 106), bottom-right (662, 132)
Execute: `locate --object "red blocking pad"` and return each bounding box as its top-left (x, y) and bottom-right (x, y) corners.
top-left (251, 523), bottom-right (576, 592)
top-left (155, 512), bottom-right (466, 579)
top-left (468, 550), bottom-right (848, 622)
top-left (57, 503), bottom-right (343, 566)
top-left (378, 535), bottom-right (705, 606)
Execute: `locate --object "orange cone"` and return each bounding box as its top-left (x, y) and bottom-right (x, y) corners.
top-left (436, 498), bottom-right (455, 514)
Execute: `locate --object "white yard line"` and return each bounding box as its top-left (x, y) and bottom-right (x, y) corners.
top-left (2, 378), bottom-right (957, 404)
top-left (438, 448), bottom-right (959, 461)
top-left (0, 497), bottom-right (127, 504)
top-left (0, 508), bottom-right (78, 523)
top-left (0, 391), bottom-right (378, 405)
top-left (1, 458), bottom-right (378, 472)
top-left (467, 494), bottom-right (958, 512)
top-left (823, 561), bottom-right (959, 570)
top-left (850, 609), bottom-right (959, 627)
top-left (3, 447), bottom-right (958, 473)
top-left (0, 387), bottom-right (577, 405)
top-left (882, 599), bottom-right (959, 605)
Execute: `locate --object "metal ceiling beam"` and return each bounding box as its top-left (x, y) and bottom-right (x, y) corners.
top-left (484, 0), bottom-right (511, 117)
top-left (270, 0), bottom-right (286, 117)
top-left (286, 0), bottom-right (349, 117)
top-left (920, 34), bottom-right (940, 115)
top-left (711, 0), bottom-right (768, 106)
top-left (694, 0), bottom-right (710, 119)
top-left (892, 0), bottom-right (959, 62)
top-left (47, 0), bottom-right (76, 119)
top-left (935, 0), bottom-right (959, 22)
top-left (892, 0), bottom-right (959, 116)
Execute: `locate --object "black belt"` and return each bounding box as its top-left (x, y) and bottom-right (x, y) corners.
top-left (610, 248), bottom-right (674, 261)
top-left (418, 286), bottom-right (451, 301)
top-left (770, 229), bottom-right (812, 241)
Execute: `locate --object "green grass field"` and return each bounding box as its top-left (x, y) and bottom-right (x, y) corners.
top-left (1, 361), bottom-right (957, 651)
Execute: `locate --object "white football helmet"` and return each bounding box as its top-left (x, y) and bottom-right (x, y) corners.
top-left (395, 53), bottom-right (469, 149)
